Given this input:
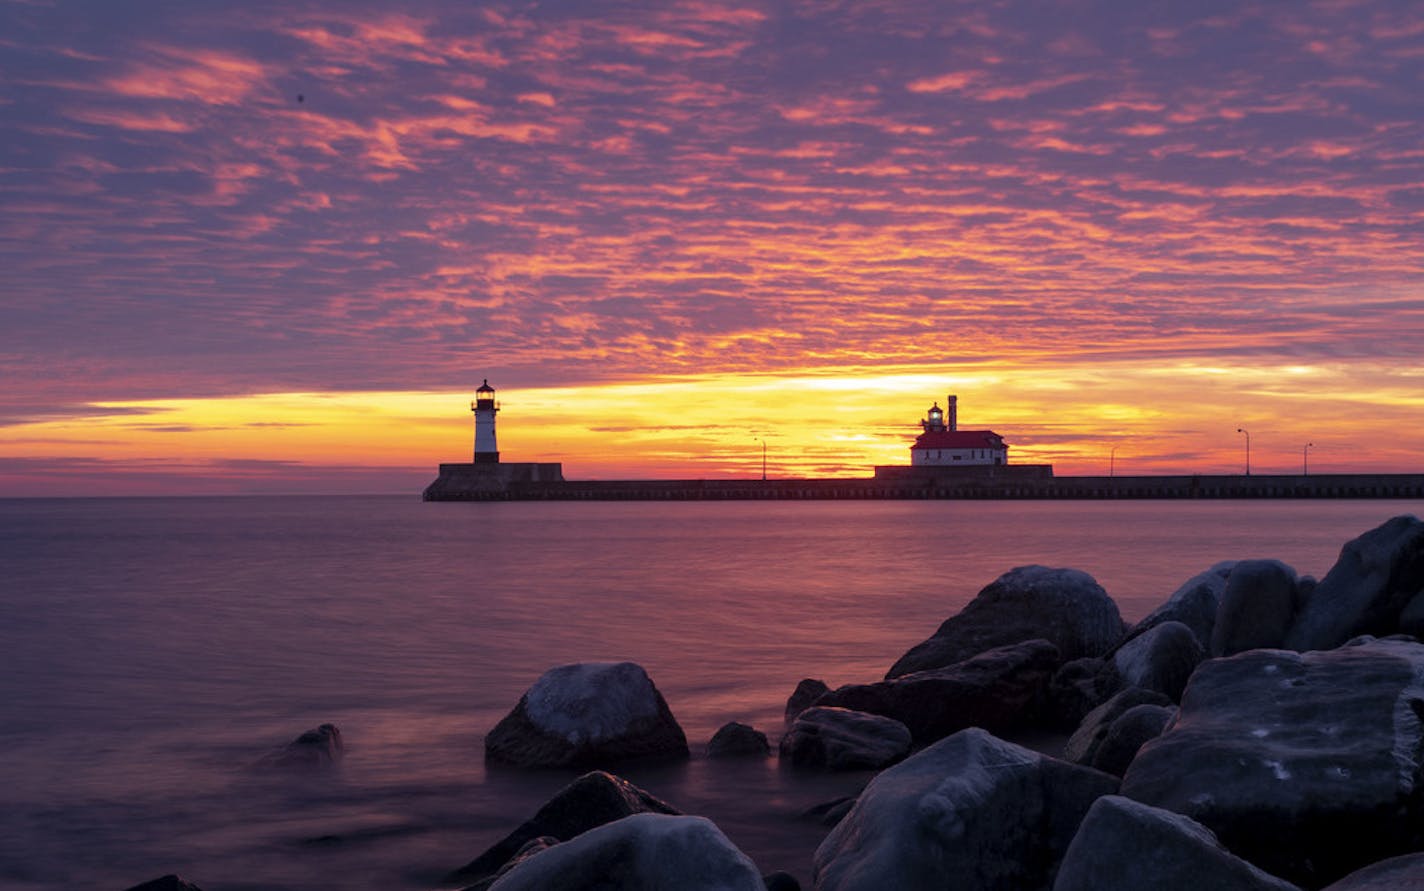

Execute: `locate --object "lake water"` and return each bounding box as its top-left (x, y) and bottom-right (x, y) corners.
top-left (3, 496), bottom-right (1422, 889)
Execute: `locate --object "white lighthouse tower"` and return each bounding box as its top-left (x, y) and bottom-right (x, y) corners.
top-left (472, 379), bottom-right (500, 463)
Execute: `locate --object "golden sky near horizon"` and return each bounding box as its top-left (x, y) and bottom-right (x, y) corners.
top-left (3, 1), bottom-right (1423, 494)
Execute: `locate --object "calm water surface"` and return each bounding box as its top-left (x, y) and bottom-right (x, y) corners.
top-left (2, 496), bottom-right (1421, 889)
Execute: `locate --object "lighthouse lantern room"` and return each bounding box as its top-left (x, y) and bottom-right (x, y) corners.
top-left (472, 379), bottom-right (500, 463)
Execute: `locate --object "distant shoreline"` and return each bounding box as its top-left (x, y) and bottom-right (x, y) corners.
top-left (424, 466), bottom-right (1424, 501)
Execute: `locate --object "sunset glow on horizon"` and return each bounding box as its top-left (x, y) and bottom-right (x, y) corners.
top-left (4, 1), bottom-right (1423, 495)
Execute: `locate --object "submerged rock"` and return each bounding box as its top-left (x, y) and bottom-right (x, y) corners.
top-left (1211, 559), bottom-right (1300, 657)
top-left (779, 706), bottom-right (911, 771)
top-left (887, 565), bottom-right (1123, 678)
top-left (1053, 795), bottom-right (1301, 891)
top-left (446, 770), bottom-right (680, 885)
top-left (813, 728), bottom-right (1117, 891)
top-left (485, 662), bottom-right (689, 768)
top-left (1285, 515), bottom-right (1424, 651)
top-left (485, 813), bottom-right (765, 891)
top-left (1121, 637), bottom-right (1424, 887)
top-left (258, 723), bottom-right (344, 770)
top-left (706, 721), bottom-right (770, 758)
top-left (124, 878), bottom-right (205, 891)
top-left (814, 638), bottom-right (1060, 743)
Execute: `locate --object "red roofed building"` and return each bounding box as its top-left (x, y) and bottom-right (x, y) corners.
top-left (911, 395), bottom-right (1008, 467)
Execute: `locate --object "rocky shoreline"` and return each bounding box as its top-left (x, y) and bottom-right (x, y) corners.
top-left (130, 514), bottom-right (1424, 890)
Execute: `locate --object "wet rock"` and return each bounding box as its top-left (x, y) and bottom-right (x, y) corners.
top-left (485, 662), bottom-right (688, 768)
top-left (258, 723), bottom-right (343, 770)
top-left (124, 878), bottom-right (205, 891)
top-left (485, 813), bottom-right (765, 891)
top-left (887, 565), bottom-right (1123, 678)
top-left (779, 707), bottom-right (911, 771)
top-left (1113, 620), bottom-right (1204, 701)
top-left (706, 721), bottom-right (770, 758)
top-left (1129, 562), bottom-right (1236, 651)
top-left (1321, 853), bottom-right (1424, 890)
top-left (1121, 637), bottom-right (1424, 887)
top-left (1053, 795), bottom-right (1301, 891)
top-left (815, 639), bottom-right (1060, 743)
top-left (813, 728), bottom-right (1117, 891)
top-left (1063, 687), bottom-right (1173, 768)
top-left (1089, 703), bottom-right (1175, 777)
top-left (1285, 515), bottom-right (1424, 651)
top-left (1211, 560), bottom-right (1301, 657)
top-left (1046, 656), bottom-right (1123, 731)
top-left (784, 678), bottom-right (829, 726)
top-left (464, 837), bottom-right (558, 891)
top-left (445, 770), bottom-right (680, 884)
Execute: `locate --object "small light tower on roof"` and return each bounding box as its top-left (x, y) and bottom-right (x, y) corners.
top-left (472, 379), bottom-right (500, 464)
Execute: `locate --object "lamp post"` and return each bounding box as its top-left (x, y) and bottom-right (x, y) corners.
top-left (1303, 442), bottom-right (1313, 476)
top-left (755, 437), bottom-right (766, 481)
top-left (1236, 428), bottom-right (1251, 476)
top-left (1109, 445), bottom-right (1118, 478)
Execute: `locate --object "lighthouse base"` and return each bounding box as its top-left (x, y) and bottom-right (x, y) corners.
top-left (422, 462), bottom-right (565, 500)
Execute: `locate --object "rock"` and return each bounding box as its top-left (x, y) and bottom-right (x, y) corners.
top-left (1211, 560), bottom-right (1301, 656)
top-left (762, 871), bottom-right (801, 891)
top-left (485, 813), bottom-right (765, 891)
top-left (465, 837), bottom-right (559, 891)
top-left (445, 770), bottom-right (680, 884)
top-left (1399, 593), bottom-right (1424, 639)
top-left (124, 878), bottom-right (205, 891)
top-left (800, 796), bottom-right (857, 827)
top-left (1089, 704), bottom-right (1175, 777)
top-left (1112, 620), bottom-right (1204, 700)
top-left (1063, 687), bottom-right (1173, 767)
top-left (779, 707), bottom-right (912, 771)
top-left (258, 723), bottom-right (343, 770)
top-left (813, 728), bottom-right (1117, 891)
top-left (887, 565), bottom-right (1123, 678)
top-left (1322, 853), bottom-right (1424, 890)
top-left (1285, 515), bottom-right (1424, 652)
top-left (706, 721), bottom-right (770, 758)
top-left (784, 678), bottom-right (830, 726)
top-left (1130, 561), bottom-right (1236, 651)
top-left (815, 639), bottom-right (1060, 743)
top-left (1120, 638), bottom-right (1424, 887)
top-left (484, 662), bottom-right (689, 768)
top-left (1046, 656), bottom-right (1124, 731)
top-left (1052, 795), bottom-right (1302, 891)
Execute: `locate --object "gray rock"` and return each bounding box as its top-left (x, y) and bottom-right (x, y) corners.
top-left (486, 813), bottom-right (765, 891)
top-left (887, 566), bottom-right (1123, 678)
top-left (1321, 853), bottom-right (1424, 890)
top-left (813, 728), bottom-right (1117, 891)
top-left (1112, 620), bottom-right (1204, 701)
top-left (1285, 515), bottom-right (1424, 651)
top-left (1131, 561), bottom-right (1236, 651)
top-left (1121, 638), bottom-right (1424, 887)
top-left (779, 707), bottom-right (911, 771)
top-left (1046, 656), bottom-right (1124, 731)
top-left (815, 639), bottom-right (1060, 743)
top-left (785, 678), bottom-right (830, 726)
top-left (445, 770), bottom-right (680, 884)
top-left (259, 723), bottom-right (343, 770)
top-left (464, 837), bottom-right (559, 891)
top-left (1089, 704), bottom-right (1175, 777)
top-left (124, 878), bottom-right (205, 891)
top-left (1052, 795), bottom-right (1301, 891)
top-left (485, 662), bottom-right (689, 768)
top-left (706, 721), bottom-right (770, 758)
top-left (1211, 560), bottom-right (1300, 656)
top-left (1064, 687), bottom-right (1173, 767)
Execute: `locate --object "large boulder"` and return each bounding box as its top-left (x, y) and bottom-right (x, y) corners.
top-left (1130, 561), bottom-right (1236, 651)
top-left (1089, 704), bottom-right (1175, 777)
top-left (706, 721), bottom-right (770, 758)
top-left (1322, 853), bottom-right (1424, 890)
top-left (1121, 637), bottom-right (1424, 887)
top-left (1064, 687), bottom-right (1173, 768)
top-left (258, 723), bottom-right (344, 770)
top-left (779, 707), bottom-right (911, 771)
top-left (486, 813), bottom-right (766, 891)
top-left (1112, 620), bottom-right (1204, 701)
top-left (814, 639), bottom-right (1060, 743)
top-left (887, 566), bottom-right (1124, 678)
top-left (1285, 515), bottom-right (1424, 651)
top-left (446, 770), bottom-right (680, 885)
top-left (1211, 560), bottom-right (1301, 657)
top-left (485, 662), bottom-right (688, 768)
top-left (813, 728), bottom-right (1118, 891)
top-left (1052, 795), bottom-right (1301, 891)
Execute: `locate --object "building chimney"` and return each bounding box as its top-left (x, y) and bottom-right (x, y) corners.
top-left (948, 394), bottom-right (958, 431)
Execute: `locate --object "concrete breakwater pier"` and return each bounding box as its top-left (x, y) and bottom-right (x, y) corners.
top-left (423, 465), bottom-right (1424, 501)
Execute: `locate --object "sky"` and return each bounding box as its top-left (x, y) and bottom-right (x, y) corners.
top-left (3, 0), bottom-right (1423, 495)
